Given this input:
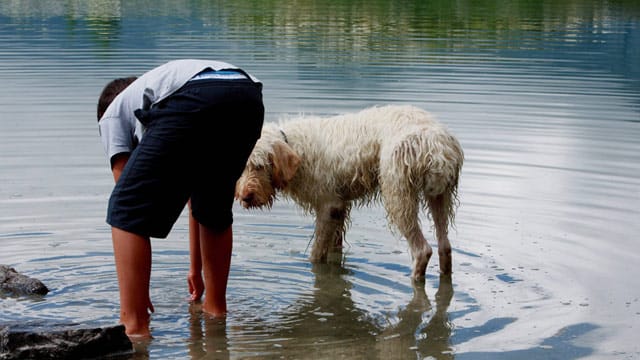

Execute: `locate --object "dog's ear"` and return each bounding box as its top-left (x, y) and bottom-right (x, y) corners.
top-left (270, 141), bottom-right (301, 189)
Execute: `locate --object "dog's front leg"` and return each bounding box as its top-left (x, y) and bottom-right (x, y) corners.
top-left (309, 202), bottom-right (350, 263)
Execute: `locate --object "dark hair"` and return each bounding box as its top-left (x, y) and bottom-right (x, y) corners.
top-left (97, 77), bottom-right (137, 121)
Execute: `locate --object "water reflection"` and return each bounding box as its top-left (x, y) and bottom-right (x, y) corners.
top-left (187, 307), bottom-right (229, 360)
top-left (1, 0), bottom-right (639, 358)
top-left (376, 274), bottom-right (454, 359)
top-left (455, 323), bottom-right (598, 360)
top-left (181, 263), bottom-right (456, 359)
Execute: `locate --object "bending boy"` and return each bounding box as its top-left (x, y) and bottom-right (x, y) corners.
top-left (96, 59), bottom-right (263, 337)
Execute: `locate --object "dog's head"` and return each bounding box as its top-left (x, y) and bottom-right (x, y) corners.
top-left (235, 131), bottom-right (301, 209)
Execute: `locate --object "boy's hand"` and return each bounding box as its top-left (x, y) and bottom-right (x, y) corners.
top-left (188, 271), bottom-right (204, 301)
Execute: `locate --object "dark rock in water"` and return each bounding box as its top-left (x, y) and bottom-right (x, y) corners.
top-left (0, 323), bottom-right (133, 359)
top-left (0, 265), bottom-right (48, 296)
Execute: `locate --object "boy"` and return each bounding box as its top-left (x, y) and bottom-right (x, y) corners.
top-left (96, 59), bottom-right (263, 338)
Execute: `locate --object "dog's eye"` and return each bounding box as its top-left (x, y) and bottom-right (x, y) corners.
top-left (253, 164), bottom-right (264, 171)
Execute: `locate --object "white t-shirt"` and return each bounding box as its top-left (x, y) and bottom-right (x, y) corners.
top-left (98, 59), bottom-right (260, 165)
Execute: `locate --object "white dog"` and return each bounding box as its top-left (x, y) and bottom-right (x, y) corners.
top-left (235, 105), bottom-right (463, 280)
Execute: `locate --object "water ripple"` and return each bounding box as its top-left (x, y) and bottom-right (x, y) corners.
top-left (2, 1), bottom-right (639, 358)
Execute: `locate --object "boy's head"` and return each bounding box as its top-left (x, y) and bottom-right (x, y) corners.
top-left (97, 77), bottom-right (137, 121)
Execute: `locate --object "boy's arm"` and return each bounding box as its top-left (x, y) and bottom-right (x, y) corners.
top-left (110, 153), bottom-right (130, 183)
top-left (188, 201), bottom-right (204, 301)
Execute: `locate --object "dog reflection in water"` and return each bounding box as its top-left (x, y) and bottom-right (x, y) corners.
top-left (236, 105), bottom-right (463, 280)
top-left (185, 264), bottom-right (454, 359)
top-left (272, 263), bottom-right (454, 358)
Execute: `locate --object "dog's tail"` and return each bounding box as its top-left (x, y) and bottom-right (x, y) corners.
top-left (392, 126), bottom-right (464, 226)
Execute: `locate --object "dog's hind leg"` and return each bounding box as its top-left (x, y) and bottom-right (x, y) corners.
top-left (381, 186), bottom-right (432, 281)
top-left (310, 201), bottom-right (351, 263)
top-left (428, 193), bottom-right (453, 274)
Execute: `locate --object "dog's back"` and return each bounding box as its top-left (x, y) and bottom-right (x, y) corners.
top-left (279, 105), bottom-right (461, 202)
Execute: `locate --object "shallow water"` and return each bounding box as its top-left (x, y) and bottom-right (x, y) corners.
top-left (1, 1), bottom-right (639, 359)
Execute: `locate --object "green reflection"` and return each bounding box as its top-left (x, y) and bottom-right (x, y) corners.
top-left (2, 0), bottom-right (638, 41)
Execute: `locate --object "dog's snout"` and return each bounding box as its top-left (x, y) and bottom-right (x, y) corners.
top-left (241, 192), bottom-right (255, 203)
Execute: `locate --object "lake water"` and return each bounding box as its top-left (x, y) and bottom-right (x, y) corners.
top-left (1, 1), bottom-right (639, 359)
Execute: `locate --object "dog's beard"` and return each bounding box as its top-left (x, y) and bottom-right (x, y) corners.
top-left (241, 195), bottom-right (274, 209)
top-left (238, 182), bottom-right (276, 209)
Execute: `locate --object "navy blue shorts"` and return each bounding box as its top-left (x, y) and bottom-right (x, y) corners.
top-left (107, 75), bottom-right (264, 238)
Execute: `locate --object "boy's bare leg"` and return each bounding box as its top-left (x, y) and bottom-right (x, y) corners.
top-left (188, 202), bottom-right (204, 301)
top-left (199, 224), bottom-right (232, 317)
top-left (112, 226), bottom-right (154, 338)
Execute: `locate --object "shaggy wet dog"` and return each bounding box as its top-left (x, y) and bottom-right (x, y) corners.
top-left (235, 105), bottom-right (463, 280)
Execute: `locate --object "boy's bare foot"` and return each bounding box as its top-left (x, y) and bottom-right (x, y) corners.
top-left (120, 308), bottom-right (153, 339)
top-left (202, 308), bottom-right (227, 318)
top-left (128, 334), bottom-right (152, 357)
top-left (202, 302), bottom-right (227, 318)
top-left (124, 326), bottom-right (152, 340)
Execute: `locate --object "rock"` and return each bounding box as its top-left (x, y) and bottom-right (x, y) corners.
top-left (0, 265), bottom-right (48, 296)
top-left (0, 323), bottom-right (133, 359)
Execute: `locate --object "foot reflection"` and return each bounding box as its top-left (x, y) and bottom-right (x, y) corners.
top-left (376, 274), bottom-right (454, 359)
top-left (188, 301), bottom-right (230, 359)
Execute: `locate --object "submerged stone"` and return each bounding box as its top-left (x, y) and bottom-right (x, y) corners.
top-left (0, 323), bottom-right (133, 359)
top-left (0, 265), bottom-right (48, 296)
